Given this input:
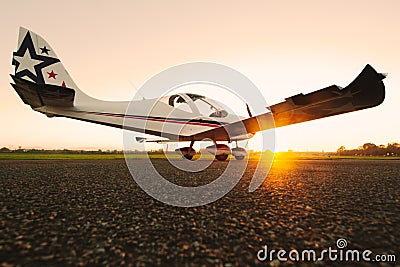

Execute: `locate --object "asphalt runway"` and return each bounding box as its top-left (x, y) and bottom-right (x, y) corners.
top-left (0, 159), bottom-right (399, 266)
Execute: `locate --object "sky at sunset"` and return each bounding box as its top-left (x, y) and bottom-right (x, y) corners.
top-left (0, 1), bottom-right (399, 152)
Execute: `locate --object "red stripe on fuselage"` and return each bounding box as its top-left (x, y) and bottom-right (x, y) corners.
top-left (74, 111), bottom-right (221, 128)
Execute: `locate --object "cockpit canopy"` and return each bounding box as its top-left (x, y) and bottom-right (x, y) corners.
top-left (162, 93), bottom-right (228, 118)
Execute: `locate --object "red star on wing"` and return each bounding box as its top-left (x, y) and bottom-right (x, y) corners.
top-left (47, 70), bottom-right (58, 79)
top-left (61, 81), bottom-right (66, 87)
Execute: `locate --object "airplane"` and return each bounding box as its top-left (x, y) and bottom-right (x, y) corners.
top-left (10, 27), bottom-right (386, 161)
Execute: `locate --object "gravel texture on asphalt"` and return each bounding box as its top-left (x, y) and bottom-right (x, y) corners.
top-left (0, 159), bottom-right (399, 266)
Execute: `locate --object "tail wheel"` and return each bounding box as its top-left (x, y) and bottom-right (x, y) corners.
top-left (234, 155), bottom-right (245, 160)
top-left (215, 154), bottom-right (229, 161)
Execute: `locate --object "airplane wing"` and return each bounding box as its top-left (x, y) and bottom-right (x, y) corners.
top-left (181, 64), bottom-right (386, 142)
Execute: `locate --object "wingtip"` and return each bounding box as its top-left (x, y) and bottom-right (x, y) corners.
top-left (364, 64), bottom-right (387, 80)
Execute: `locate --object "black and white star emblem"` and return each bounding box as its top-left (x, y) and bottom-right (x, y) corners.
top-left (40, 46), bottom-right (50, 55)
top-left (12, 31), bottom-right (59, 84)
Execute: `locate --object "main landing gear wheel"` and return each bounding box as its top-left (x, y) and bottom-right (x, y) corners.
top-left (183, 154), bottom-right (194, 160)
top-left (177, 140), bottom-right (196, 160)
top-left (232, 146), bottom-right (247, 160)
top-left (215, 154), bottom-right (229, 161)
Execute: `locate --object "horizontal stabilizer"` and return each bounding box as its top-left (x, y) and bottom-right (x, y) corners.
top-left (11, 75), bottom-right (75, 108)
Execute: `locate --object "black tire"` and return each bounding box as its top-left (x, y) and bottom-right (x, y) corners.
top-left (235, 155), bottom-right (245, 160)
top-left (183, 154), bottom-right (194, 160)
top-left (215, 154), bottom-right (229, 161)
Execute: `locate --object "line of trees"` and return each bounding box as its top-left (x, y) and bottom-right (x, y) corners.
top-left (1, 142), bottom-right (399, 156)
top-left (0, 147), bottom-right (164, 154)
top-left (0, 147), bottom-right (124, 154)
top-left (336, 143), bottom-right (400, 156)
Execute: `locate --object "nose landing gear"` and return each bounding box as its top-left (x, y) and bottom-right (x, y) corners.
top-left (215, 154), bottom-right (229, 161)
top-left (206, 143), bottom-right (231, 161)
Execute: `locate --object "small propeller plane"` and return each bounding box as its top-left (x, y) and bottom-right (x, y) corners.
top-left (10, 27), bottom-right (386, 161)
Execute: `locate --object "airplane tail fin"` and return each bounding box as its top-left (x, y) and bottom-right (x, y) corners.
top-left (10, 27), bottom-right (90, 109)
